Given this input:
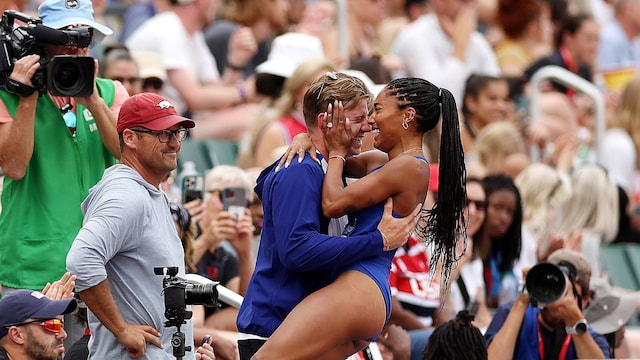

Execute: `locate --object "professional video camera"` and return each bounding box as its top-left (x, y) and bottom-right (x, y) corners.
top-left (154, 267), bottom-right (220, 359)
top-left (525, 262), bottom-right (578, 307)
top-left (0, 10), bottom-right (94, 97)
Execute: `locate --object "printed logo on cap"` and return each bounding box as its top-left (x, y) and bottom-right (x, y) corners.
top-left (65, 0), bottom-right (80, 9)
top-left (156, 100), bottom-right (174, 110)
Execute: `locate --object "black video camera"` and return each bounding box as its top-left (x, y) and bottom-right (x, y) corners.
top-left (154, 266), bottom-right (220, 359)
top-left (0, 10), bottom-right (94, 97)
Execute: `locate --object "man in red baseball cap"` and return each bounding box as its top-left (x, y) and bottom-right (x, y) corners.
top-left (66, 93), bottom-right (205, 359)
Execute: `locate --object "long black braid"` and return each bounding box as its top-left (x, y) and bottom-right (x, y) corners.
top-left (423, 310), bottom-right (487, 360)
top-left (385, 78), bottom-right (467, 298)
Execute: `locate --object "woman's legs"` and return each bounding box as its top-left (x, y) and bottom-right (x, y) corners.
top-left (253, 270), bottom-right (387, 360)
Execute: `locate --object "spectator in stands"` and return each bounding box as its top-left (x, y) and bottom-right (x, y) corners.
top-left (597, 0), bottom-right (640, 72)
top-left (514, 163), bottom-right (573, 262)
top-left (126, 0), bottom-right (259, 141)
top-left (613, 185), bottom-right (640, 244)
top-left (557, 164), bottom-right (619, 279)
top-left (238, 56), bottom-right (336, 169)
top-left (467, 121), bottom-right (529, 179)
top-left (584, 277), bottom-right (638, 358)
top-left (100, 45), bottom-right (141, 96)
top-left (525, 13), bottom-right (600, 97)
top-left (475, 174), bottom-right (523, 309)
top-left (460, 74), bottom-right (511, 155)
top-left (493, 0), bottom-right (550, 77)
top-left (448, 177), bottom-right (493, 330)
top-left (194, 165), bottom-right (255, 332)
top-left (204, 0), bottom-right (288, 79)
top-left (393, 0), bottom-right (500, 105)
top-left (132, 51), bottom-right (168, 96)
top-left (603, 76), bottom-right (640, 195)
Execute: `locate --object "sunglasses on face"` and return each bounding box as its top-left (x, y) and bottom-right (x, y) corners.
top-left (465, 198), bottom-right (487, 212)
top-left (5, 318), bottom-right (64, 335)
top-left (142, 77), bottom-right (164, 90)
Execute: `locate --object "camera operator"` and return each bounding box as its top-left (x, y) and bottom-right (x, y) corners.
top-left (484, 249), bottom-right (610, 359)
top-left (0, 0), bottom-right (128, 297)
top-left (66, 92), bottom-right (196, 359)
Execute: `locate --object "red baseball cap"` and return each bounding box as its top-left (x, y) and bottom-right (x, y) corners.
top-left (117, 93), bottom-right (195, 133)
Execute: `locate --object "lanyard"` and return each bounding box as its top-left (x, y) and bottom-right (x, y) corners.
top-left (559, 45), bottom-right (577, 99)
top-left (538, 323), bottom-right (572, 360)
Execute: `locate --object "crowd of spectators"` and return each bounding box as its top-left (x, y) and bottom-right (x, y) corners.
top-left (5, 0), bottom-right (640, 358)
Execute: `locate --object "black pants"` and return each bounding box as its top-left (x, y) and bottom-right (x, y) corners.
top-left (238, 339), bottom-right (267, 360)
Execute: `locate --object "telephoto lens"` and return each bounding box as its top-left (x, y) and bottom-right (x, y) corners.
top-left (525, 262), bottom-right (567, 306)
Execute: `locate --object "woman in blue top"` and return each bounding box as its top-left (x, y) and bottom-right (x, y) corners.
top-left (254, 77), bottom-right (467, 360)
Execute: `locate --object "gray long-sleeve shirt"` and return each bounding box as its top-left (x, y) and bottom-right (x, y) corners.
top-left (67, 164), bottom-right (195, 360)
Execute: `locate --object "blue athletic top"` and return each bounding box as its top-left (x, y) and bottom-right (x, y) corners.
top-left (336, 156), bottom-right (428, 339)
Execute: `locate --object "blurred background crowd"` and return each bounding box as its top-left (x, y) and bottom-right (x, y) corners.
top-left (5, 0), bottom-right (640, 358)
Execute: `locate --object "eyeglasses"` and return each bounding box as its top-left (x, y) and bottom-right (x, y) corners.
top-left (4, 318), bottom-right (64, 335)
top-left (465, 198), bottom-right (487, 212)
top-left (132, 128), bottom-right (188, 143)
top-left (317, 71), bottom-right (338, 100)
top-left (142, 77), bottom-right (164, 90)
top-left (112, 77), bottom-right (141, 84)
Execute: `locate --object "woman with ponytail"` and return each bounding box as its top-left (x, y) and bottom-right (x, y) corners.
top-left (254, 76), bottom-right (467, 360)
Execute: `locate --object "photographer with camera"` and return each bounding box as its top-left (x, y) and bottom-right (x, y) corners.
top-left (66, 93), bottom-right (199, 359)
top-left (0, 0), bottom-right (128, 297)
top-left (484, 249), bottom-right (610, 359)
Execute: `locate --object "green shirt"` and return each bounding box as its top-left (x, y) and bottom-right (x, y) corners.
top-left (0, 79), bottom-right (117, 289)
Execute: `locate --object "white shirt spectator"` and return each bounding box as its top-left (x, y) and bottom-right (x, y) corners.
top-left (392, 13), bottom-right (500, 106)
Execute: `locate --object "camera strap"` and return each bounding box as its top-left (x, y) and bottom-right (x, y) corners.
top-left (5, 78), bottom-right (35, 97)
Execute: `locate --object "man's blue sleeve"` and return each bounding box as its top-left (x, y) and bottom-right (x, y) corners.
top-left (267, 160), bottom-right (384, 272)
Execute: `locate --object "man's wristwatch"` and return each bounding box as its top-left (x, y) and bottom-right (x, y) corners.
top-left (566, 319), bottom-right (588, 335)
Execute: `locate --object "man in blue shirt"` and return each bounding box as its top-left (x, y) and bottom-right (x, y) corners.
top-left (236, 72), bottom-right (419, 359)
top-left (485, 249), bottom-right (610, 360)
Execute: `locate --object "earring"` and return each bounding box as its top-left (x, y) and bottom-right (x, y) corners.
top-left (402, 121), bottom-right (409, 130)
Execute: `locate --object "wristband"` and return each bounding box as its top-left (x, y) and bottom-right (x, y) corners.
top-left (4, 78), bottom-right (35, 97)
top-left (227, 61), bottom-right (245, 71)
top-left (381, 231), bottom-right (390, 251)
top-left (329, 155), bottom-right (346, 167)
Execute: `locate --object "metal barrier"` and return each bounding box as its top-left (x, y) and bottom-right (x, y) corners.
top-left (529, 65), bottom-right (605, 164)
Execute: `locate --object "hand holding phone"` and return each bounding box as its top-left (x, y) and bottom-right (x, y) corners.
top-left (182, 175), bottom-right (204, 203)
top-left (222, 186), bottom-right (247, 221)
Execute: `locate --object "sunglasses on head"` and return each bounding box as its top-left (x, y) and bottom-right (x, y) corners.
top-left (465, 198), bottom-right (487, 212)
top-left (5, 318), bottom-right (64, 335)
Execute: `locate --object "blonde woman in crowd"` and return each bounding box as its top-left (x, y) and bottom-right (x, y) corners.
top-left (557, 164), bottom-right (619, 279)
top-left (194, 165), bottom-right (255, 332)
top-left (467, 121), bottom-right (529, 179)
top-left (603, 76), bottom-right (640, 197)
top-left (238, 58), bottom-right (336, 168)
top-left (514, 163), bottom-right (573, 263)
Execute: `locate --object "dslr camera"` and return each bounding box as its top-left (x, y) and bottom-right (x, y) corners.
top-left (154, 267), bottom-right (219, 359)
top-left (525, 262), bottom-right (578, 307)
top-left (0, 10), bottom-right (94, 97)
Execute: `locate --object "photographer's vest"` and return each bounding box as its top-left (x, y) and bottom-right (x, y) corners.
top-left (0, 78), bottom-right (117, 290)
